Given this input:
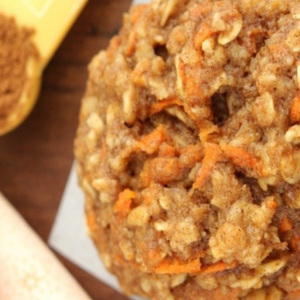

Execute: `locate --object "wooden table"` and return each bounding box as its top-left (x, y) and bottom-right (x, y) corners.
top-left (0, 1), bottom-right (133, 299)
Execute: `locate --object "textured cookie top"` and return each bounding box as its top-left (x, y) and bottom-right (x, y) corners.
top-left (75, 1), bottom-right (300, 299)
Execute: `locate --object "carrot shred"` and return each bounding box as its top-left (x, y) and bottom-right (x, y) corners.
top-left (126, 32), bottom-right (136, 56)
top-left (113, 189), bottom-right (136, 216)
top-left (140, 161), bottom-right (152, 188)
top-left (193, 143), bottom-right (222, 189)
top-left (86, 212), bottom-right (97, 231)
top-left (290, 237), bottom-right (300, 251)
top-left (107, 36), bottom-right (121, 61)
top-left (130, 5), bottom-right (147, 25)
top-left (265, 199), bottom-right (278, 210)
top-left (115, 254), bottom-right (127, 267)
top-left (197, 261), bottom-right (237, 275)
top-left (150, 97), bottom-right (183, 116)
top-left (154, 258), bottom-right (201, 275)
top-left (158, 143), bottom-right (177, 158)
top-left (222, 144), bottom-right (263, 176)
top-left (101, 143), bottom-right (107, 157)
top-left (134, 125), bottom-right (165, 155)
top-left (290, 95), bottom-right (300, 124)
top-left (107, 36), bottom-right (121, 53)
top-left (268, 43), bottom-right (285, 54)
top-left (280, 217), bottom-right (293, 232)
top-left (194, 23), bottom-right (214, 51)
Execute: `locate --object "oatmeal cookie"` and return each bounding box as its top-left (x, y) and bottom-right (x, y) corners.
top-left (75, 0), bottom-right (300, 299)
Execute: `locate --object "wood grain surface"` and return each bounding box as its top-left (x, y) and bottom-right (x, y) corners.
top-left (0, 1), bottom-right (133, 299)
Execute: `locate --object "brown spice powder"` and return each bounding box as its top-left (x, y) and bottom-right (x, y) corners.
top-left (0, 14), bottom-right (38, 131)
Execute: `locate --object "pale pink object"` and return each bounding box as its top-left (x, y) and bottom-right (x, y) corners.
top-left (0, 193), bottom-right (92, 300)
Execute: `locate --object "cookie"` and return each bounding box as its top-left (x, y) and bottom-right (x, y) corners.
top-left (75, 1), bottom-right (300, 299)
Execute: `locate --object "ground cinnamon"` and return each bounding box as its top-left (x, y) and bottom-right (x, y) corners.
top-left (0, 14), bottom-right (38, 132)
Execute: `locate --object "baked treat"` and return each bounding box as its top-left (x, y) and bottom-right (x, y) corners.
top-left (75, 0), bottom-right (300, 299)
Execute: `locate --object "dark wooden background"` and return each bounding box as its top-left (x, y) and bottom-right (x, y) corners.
top-left (0, 1), bottom-right (133, 299)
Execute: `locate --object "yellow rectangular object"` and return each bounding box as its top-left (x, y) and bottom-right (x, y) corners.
top-left (0, 0), bottom-right (89, 69)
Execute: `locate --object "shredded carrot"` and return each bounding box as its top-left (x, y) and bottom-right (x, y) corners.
top-left (113, 189), bottom-right (136, 216)
top-left (158, 143), bottom-right (177, 158)
top-left (154, 258), bottom-right (201, 275)
top-left (194, 23), bottom-right (214, 51)
top-left (108, 36), bottom-right (121, 52)
top-left (265, 199), bottom-right (278, 210)
top-left (130, 5), bottom-right (147, 25)
top-left (86, 212), bottom-right (97, 231)
top-left (115, 254), bottom-right (127, 267)
top-left (290, 94), bottom-right (300, 124)
top-left (268, 43), bottom-right (285, 55)
top-left (107, 36), bottom-right (121, 61)
top-left (142, 189), bottom-right (155, 206)
top-left (198, 261), bottom-right (237, 275)
top-left (150, 97), bottom-right (183, 116)
top-left (148, 249), bottom-right (166, 267)
top-left (280, 216), bottom-right (293, 232)
top-left (140, 161), bottom-right (152, 188)
top-left (290, 236), bottom-right (300, 251)
top-left (193, 143), bottom-right (222, 189)
top-left (126, 32), bottom-right (136, 56)
top-left (101, 143), bottom-right (107, 157)
top-left (222, 144), bottom-right (263, 176)
top-left (214, 0), bottom-right (226, 8)
top-left (148, 249), bottom-right (162, 261)
top-left (134, 125), bottom-right (165, 155)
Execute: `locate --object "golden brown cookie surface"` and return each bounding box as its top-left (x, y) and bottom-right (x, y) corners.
top-left (75, 1), bottom-right (300, 299)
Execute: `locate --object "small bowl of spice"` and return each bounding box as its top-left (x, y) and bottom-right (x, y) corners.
top-left (0, 0), bottom-right (88, 136)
